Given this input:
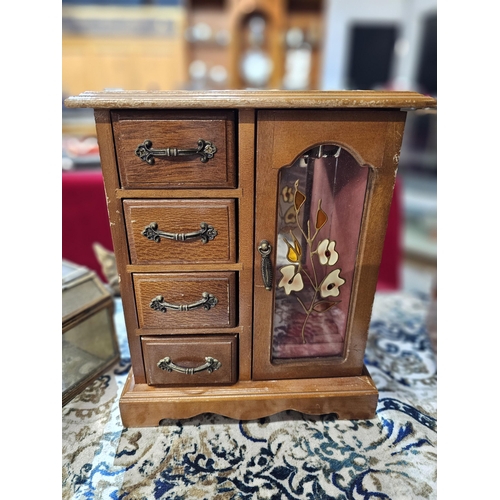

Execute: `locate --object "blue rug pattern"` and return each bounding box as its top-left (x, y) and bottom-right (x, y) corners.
top-left (62, 292), bottom-right (437, 499)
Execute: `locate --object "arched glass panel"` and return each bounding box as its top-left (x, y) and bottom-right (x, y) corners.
top-left (272, 145), bottom-right (369, 360)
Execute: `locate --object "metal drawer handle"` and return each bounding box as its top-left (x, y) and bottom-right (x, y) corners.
top-left (135, 139), bottom-right (217, 164)
top-left (142, 222), bottom-right (218, 244)
top-left (157, 356), bottom-right (221, 375)
top-left (258, 240), bottom-right (273, 291)
top-left (150, 292), bottom-right (218, 313)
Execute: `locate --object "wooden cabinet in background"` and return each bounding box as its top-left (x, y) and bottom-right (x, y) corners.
top-left (62, 6), bottom-right (188, 96)
top-left (186, 0), bottom-right (324, 90)
top-left (65, 89), bottom-right (436, 427)
top-left (62, 2), bottom-right (324, 97)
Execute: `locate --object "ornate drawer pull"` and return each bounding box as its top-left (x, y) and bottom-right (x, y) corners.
top-left (157, 356), bottom-right (221, 375)
top-left (135, 139), bottom-right (217, 164)
top-left (150, 292), bottom-right (218, 313)
top-left (142, 222), bottom-right (218, 244)
top-left (258, 240), bottom-right (273, 291)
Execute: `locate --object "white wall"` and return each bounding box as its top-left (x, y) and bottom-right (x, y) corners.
top-left (320, 0), bottom-right (437, 91)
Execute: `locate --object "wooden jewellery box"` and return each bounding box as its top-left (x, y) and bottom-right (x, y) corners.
top-left (64, 90), bottom-right (436, 426)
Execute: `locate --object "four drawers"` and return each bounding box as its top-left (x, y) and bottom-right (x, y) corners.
top-left (123, 199), bottom-right (237, 265)
top-left (117, 110), bottom-right (240, 387)
top-left (112, 109), bottom-right (236, 189)
top-left (134, 272), bottom-right (237, 329)
top-left (142, 335), bottom-right (238, 386)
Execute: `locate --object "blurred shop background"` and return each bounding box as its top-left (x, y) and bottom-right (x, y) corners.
top-left (62, 0), bottom-right (437, 297)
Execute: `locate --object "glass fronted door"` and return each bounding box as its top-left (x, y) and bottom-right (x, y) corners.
top-left (272, 145), bottom-right (368, 360)
top-left (252, 109), bottom-right (400, 380)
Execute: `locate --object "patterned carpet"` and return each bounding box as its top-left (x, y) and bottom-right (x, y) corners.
top-left (62, 292), bottom-right (437, 499)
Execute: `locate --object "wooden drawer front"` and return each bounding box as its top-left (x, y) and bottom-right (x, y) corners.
top-left (134, 272), bottom-right (236, 329)
top-left (142, 335), bottom-right (238, 386)
top-left (111, 110), bottom-right (236, 189)
top-left (124, 199), bottom-right (236, 265)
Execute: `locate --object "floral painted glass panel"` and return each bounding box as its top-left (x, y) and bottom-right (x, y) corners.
top-left (273, 145), bottom-right (369, 359)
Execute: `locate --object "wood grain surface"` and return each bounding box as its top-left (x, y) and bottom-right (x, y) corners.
top-left (142, 334), bottom-right (238, 386)
top-left (65, 89), bottom-right (437, 109)
top-left (119, 365), bottom-right (378, 425)
top-left (112, 109), bottom-right (236, 189)
top-left (123, 199), bottom-right (236, 265)
top-left (133, 272), bottom-right (236, 329)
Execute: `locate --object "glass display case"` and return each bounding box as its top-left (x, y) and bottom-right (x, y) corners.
top-left (62, 260), bottom-right (120, 406)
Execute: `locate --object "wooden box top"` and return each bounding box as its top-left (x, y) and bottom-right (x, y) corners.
top-left (64, 90), bottom-right (436, 110)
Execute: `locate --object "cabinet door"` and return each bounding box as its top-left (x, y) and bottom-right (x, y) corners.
top-left (252, 109), bottom-right (406, 380)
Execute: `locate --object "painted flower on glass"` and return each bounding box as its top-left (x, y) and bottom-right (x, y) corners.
top-left (278, 265), bottom-right (304, 295)
top-left (283, 232), bottom-right (302, 264)
top-left (278, 233), bottom-right (304, 295)
top-left (320, 269), bottom-right (345, 298)
top-left (281, 186), bottom-right (294, 203)
top-left (317, 238), bottom-right (339, 266)
top-left (294, 182), bottom-right (306, 212)
top-left (276, 171), bottom-right (346, 343)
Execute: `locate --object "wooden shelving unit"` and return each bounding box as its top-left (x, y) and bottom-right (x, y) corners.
top-left (185, 0), bottom-right (324, 90)
top-left (62, 5), bottom-right (188, 96)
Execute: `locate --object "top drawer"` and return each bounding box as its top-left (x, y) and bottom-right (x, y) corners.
top-left (111, 110), bottom-right (236, 189)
